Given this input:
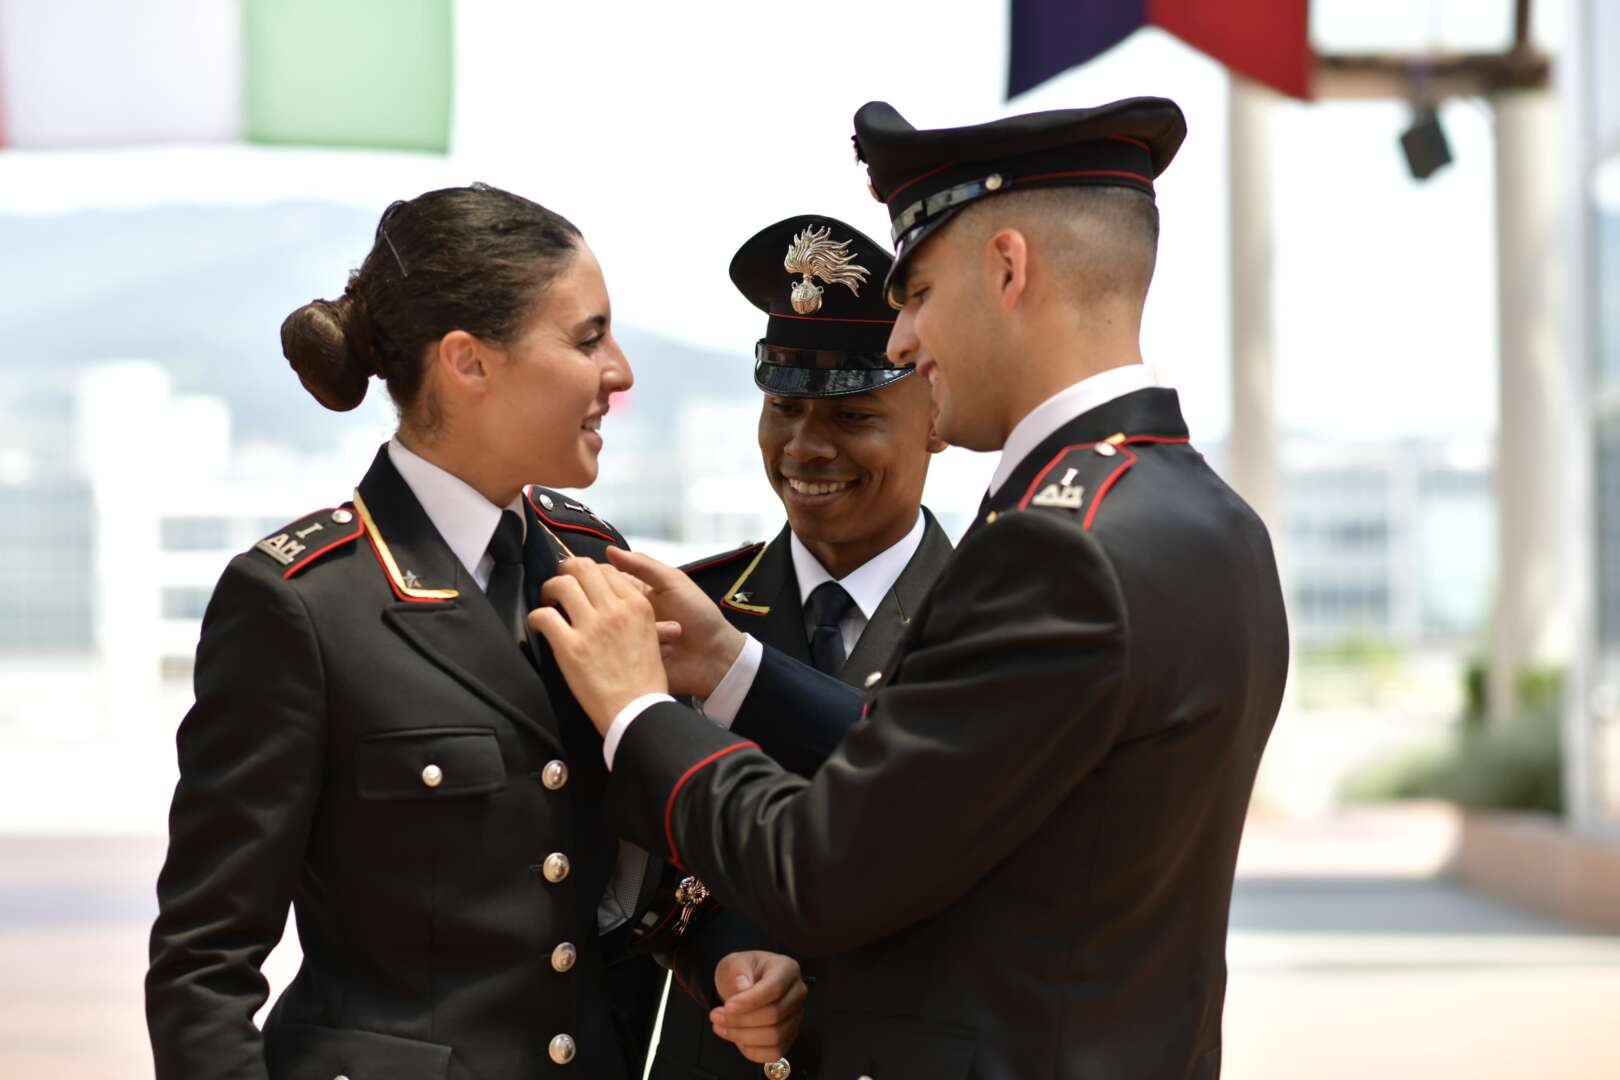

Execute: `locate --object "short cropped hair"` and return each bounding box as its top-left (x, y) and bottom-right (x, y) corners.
top-left (953, 185), bottom-right (1159, 306)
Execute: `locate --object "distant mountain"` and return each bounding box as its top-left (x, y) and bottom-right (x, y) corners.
top-left (0, 202), bottom-right (752, 451)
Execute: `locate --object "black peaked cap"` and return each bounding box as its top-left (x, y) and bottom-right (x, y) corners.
top-left (729, 213), bottom-right (909, 398)
top-left (853, 97), bottom-right (1186, 287)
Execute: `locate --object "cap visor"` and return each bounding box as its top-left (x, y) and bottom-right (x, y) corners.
top-left (754, 364), bottom-right (915, 398)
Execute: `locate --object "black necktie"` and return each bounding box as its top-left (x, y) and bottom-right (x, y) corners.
top-left (485, 510), bottom-right (527, 649)
top-left (806, 581), bottom-right (857, 676)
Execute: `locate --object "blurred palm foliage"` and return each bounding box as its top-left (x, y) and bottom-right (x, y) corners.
top-left (1343, 660), bottom-right (1564, 814)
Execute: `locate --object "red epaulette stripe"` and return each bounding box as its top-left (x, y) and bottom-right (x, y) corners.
top-left (664, 740), bottom-right (760, 870)
top-left (524, 487), bottom-right (618, 545)
top-left (282, 516), bottom-right (364, 580)
top-left (682, 544), bottom-right (764, 576)
top-left (1082, 450), bottom-right (1138, 531)
top-left (1016, 434), bottom-right (1193, 524)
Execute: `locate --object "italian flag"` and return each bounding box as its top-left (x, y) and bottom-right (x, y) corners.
top-left (0, 0), bottom-right (452, 151)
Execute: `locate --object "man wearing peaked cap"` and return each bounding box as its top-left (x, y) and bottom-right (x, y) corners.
top-left (536, 100), bottom-right (1289, 1079)
top-left (643, 215), bottom-right (953, 1080)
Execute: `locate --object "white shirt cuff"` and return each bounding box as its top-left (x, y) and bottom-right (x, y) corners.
top-left (603, 693), bottom-right (675, 770)
top-left (696, 634), bottom-right (763, 728)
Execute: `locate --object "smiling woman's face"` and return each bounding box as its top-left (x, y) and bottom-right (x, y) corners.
top-left (476, 244), bottom-right (632, 491)
top-left (758, 372), bottom-right (940, 574)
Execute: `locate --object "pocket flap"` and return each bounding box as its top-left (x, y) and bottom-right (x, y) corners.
top-left (355, 726), bottom-right (506, 800)
top-left (265, 1023), bottom-right (452, 1079)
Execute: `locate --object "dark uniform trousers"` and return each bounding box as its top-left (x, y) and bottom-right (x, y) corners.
top-left (607, 389), bottom-right (1290, 1079)
top-left (147, 446), bottom-right (693, 1080)
top-left (649, 514), bottom-right (954, 1080)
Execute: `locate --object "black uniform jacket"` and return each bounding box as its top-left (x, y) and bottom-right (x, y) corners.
top-left (650, 513), bottom-right (954, 1080)
top-left (147, 446), bottom-right (675, 1080)
top-left (607, 389), bottom-right (1289, 1080)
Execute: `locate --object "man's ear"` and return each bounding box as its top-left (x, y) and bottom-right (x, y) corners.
top-left (985, 227), bottom-right (1029, 315)
top-left (434, 329), bottom-right (490, 394)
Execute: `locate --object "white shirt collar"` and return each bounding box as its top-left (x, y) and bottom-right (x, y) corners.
top-left (986, 364), bottom-right (1158, 497)
top-left (789, 511), bottom-right (926, 621)
top-left (387, 438), bottom-right (525, 585)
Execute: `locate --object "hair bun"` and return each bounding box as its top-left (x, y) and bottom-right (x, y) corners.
top-left (281, 296), bottom-right (371, 412)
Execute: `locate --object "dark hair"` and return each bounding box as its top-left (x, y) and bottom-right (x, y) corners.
top-left (281, 183), bottom-right (583, 418)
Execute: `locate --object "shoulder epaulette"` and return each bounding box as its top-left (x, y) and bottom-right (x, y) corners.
top-left (1005, 433), bottom-right (1190, 531)
top-left (524, 486), bottom-right (625, 546)
top-left (680, 541), bottom-right (765, 577)
top-left (252, 505), bottom-right (364, 578)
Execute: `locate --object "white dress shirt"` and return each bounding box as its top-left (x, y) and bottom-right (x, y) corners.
top-left (387, 438), bottom-right (523, 587)
top-left (602, 515), bottom-right (925, 769)
top-left (604, 364), bottom-right (1159, 769)
top-left (986, 364), bottom-right (1159, 497)
top-left (789, 511), bottom-right (925, 657)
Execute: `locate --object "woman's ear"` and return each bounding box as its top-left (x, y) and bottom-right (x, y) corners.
top-left (435, 329), bottom-right (490, 394)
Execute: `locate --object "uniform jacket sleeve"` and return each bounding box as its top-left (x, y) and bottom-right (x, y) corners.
top-left (607, 511), bottom-right (1129, 956)
top-left (146, 556), bottom-right (328, 1080)
top-left (728, 646), bottom-right (864, 776)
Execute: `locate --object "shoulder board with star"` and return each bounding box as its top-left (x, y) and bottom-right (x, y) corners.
top-left (524, 486), bottom-right (627, 548)
top-left (680, 541), bottom-right (767, 603)
top-left (993, 433), bottom-right (1189, 531)
top-left (251, 505), bottom-right (364, 579)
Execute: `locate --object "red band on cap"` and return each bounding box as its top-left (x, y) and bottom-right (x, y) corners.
top-left (884, 161), bottom-right (955, 202)
top-left (1017, 168), bottom-right (1153, 187)
top-left (769, 311), bottom-right (896, 326)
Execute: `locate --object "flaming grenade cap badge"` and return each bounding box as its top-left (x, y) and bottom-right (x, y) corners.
top-left (783, 225), bottom-right (870, 314)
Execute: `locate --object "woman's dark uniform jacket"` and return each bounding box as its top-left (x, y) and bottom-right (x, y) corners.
top-left (648, 511), bottom-right (953, 1080)
top-left (606, 389), bottom-right (1290, 1079)
top-left (147, 446), bottom-right (729, 1080)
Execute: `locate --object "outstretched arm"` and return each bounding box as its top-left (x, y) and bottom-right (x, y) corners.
top-left (534, 513), bottom-right (1129, 956)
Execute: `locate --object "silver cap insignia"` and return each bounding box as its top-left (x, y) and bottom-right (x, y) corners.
top-left (784, 226), bottom-right (870, 314)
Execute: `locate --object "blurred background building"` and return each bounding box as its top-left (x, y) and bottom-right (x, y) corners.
top-left (1, 1), bottom-right (1617, 1077)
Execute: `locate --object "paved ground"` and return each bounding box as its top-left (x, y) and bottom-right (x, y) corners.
top-left (3, 809), bottom-right (1618, 1078)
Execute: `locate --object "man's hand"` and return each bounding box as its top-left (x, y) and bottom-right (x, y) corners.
top-left (529, 558), bottom-right (668, 735)
top-left (606, 547), bottom-right (748, 698)
top-left (710, 950), bottom-right (806, 1065)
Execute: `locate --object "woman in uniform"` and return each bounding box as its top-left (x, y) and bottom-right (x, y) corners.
top-left (144, 184), bottom-right (798, 1079)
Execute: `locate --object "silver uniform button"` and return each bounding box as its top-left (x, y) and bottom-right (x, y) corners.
top-left (764, 1059), bottom-right (792, 1079)
top-left (864, 671), bottom-right (882, 688)
top-left (543, 852), bottom-right (571, 883)
top-left (334, 1075), bottom-right (350, 1080)
top-left (551, 941), bottom-right (578, 972)
top-left (331, 509), bottom-right (354, 524)
top-left (548, 1033), bottom-right (576, 1064)
top-left (421, 763), bottom-right (443, 788)
top-left (540, 493), bottom-right (555, 511)
top-left (541, 759), bottom-right (569, 790)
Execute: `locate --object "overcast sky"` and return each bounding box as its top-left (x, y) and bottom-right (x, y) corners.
top-left (0, 0), bottom-right (1580, 445)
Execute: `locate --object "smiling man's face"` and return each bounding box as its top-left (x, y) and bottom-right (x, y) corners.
top-left (758, 372), bottom-right (941, 578)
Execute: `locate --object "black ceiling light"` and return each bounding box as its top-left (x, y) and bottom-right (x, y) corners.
top-left (1400, 103), bottom-right (1453, 181)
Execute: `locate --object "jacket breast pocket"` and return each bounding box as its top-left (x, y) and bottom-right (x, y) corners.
top-left (355, 726), bottom-right (506, 800)
top-left (821, 1010), bottom-right (978, 1080)
top-left (265, 1022), bottom-right (452, 1079)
